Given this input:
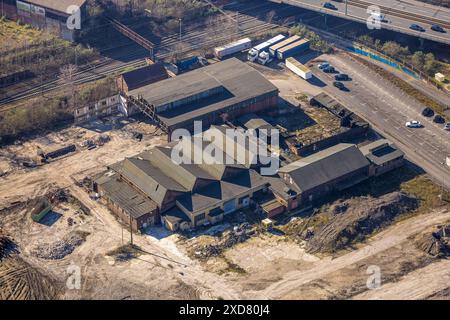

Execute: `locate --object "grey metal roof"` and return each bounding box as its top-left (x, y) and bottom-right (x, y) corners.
top-left (24, 0), bottom-right (87, 13)
top-left (121, 63), bottom-right (168, 91)
top-left (177, 169), bottom-right (268, 213)
top-left (279, 144), bottom-right (370, 193)
top-left (128, 58), bottom-right (279, 128)
top-left (98, 174), bottom-right (157, 219)
top-left (238, 113), bottom-right (275, 131)
top-left (359, 139), bottom-right (404, 166)
top-left (162, 207), bottom-right (190, 224)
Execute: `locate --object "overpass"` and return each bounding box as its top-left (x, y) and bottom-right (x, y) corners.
top-left (270, 0), bottom-right (450, 45)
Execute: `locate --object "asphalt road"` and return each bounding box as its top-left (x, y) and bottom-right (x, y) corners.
top-left (270, 0), bottom-right (450, 45)
top-left (309, 52), bottom-right (450, 189)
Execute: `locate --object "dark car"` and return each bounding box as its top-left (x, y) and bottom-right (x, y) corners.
top-left (323, 2), bottom-right (337, 10)
top-left (433, 115), bottom-right (445, 124)
top-left (333, 81), bottom-right (346, 90)
top-left (323, 66), bottom-right (336, 73)
top-left (335, 74), bottom-right (350, 81)
top-left (410, 24), bottom-right (425, 32)
top-left (431, 24), bottom-right (446, 33)
top-left (422, 107), bottom-right (434, 117)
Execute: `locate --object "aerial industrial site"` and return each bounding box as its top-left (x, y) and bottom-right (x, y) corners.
top-left (0, 0), bottom-right (449, 306)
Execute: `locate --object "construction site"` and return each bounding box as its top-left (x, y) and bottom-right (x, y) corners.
top-left (1, 0), bottom-right (450, 303)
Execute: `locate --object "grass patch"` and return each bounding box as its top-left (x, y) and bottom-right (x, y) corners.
top-left (400, 175), bottom-right (450, 214)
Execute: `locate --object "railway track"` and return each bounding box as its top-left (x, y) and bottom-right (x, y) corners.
top-left (348, 0), bottom-right (450, 28)
top-left (0, 1), bottom-right (293, 108)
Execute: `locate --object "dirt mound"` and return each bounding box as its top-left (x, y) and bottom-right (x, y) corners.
top-left (306, 192), bottom-right (418, 254)
top-left (32, 231), bottom-right (89, 260)
top-left (0, 234), bottom-right (17, 260)
top-left (0, 255), bottom-right (61, 300)
top-left (415, 224), bottom-right (450, 258)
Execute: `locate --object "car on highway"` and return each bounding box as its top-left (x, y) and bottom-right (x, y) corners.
top-left (444, 123), bottom-right (450, 131)
top-left (433, 115), bottom-right (445, 124)
top-left (333, 81), bottom-right (346, 90)
top-left (410, 24), bottom-right (425, 32)
top-left (318, 62), bottom-right (330, 69)
top-left (421, 107), bottom-right (434, 117)
top-left (335, 74), bottom-right (350, 81)
top-left (405, 120), bottom-right (423, 128)
top-left (431, 25), bottom-right (446, 33)
top-left (323, 2), bottom-right (337, 10)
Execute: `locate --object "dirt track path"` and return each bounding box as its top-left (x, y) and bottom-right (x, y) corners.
top-left (246, 209), bottom-right (450, 299)
top-left (352, 258), bottom-right (450, 300)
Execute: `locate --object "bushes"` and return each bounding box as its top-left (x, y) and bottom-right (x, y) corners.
top-left (289, 25), bottom-right (334, 54)
top-left (0, 77), bottom-right (117, 144)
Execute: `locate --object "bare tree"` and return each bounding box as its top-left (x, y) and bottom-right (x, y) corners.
top-left (59, 64), bottom-right (78, 109)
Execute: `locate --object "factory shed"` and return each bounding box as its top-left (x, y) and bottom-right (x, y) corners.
top-left (96, 173), bottom-right (159, 232)
top-left (359, 139), bottom-right (405, 176)
top-left (117, 63), bottom-right (169, 93)
top-left (127, 58), bottom-right (279, 138)
top-left (279, 144), bottom-right (370, 203)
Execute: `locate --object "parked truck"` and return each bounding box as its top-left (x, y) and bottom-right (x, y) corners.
top-left (277, 38), bottom-right (310, 60)
top-left (286, 57), bottom-right (312, 80)
top-left (268, 35), bottom-right (301, 58)
top-left (247, 34), bottom-right (286, 62)
top-left (214, 38), bottom-right (252, 59)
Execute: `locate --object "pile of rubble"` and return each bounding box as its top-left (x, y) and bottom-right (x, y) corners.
top-left (0, 234), bottom-right (16, 260)
top-left (193, 224), bottom-right (254, 259)
top-left (32, 231), bottom-right (89, 260)
top-left (306, 191), bottom-right (418, 254)
top-left (416, 224), bottom-right (450, 258)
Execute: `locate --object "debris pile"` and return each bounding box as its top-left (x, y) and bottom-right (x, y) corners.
top-left (415, 224), bottom-right (450, 258)
top-left (32, 231), bottom-right (89, 260)
top-left (306, 191), bottom-right (418, 254)
top-left (0, 234), bottom-right (17, 260)
top-left (193, 224), bottom-right (253, 259)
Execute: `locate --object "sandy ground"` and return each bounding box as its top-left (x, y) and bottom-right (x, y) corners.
top-left (1, 56), bottom-right (450, 300)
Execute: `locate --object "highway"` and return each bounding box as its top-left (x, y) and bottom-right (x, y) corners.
top-left (270, 0), bottom-right (450, 45)
top-left (309, 51), bottom-right (450, 189)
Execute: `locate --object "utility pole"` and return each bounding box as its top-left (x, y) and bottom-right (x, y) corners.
top-left (345, 0), bottom-right (348, 15)
top-left (179, 18), bottom-right (182, 44)
top-left (129, 214), bottom-right (133, 246)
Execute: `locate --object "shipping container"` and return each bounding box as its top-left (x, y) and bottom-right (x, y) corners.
top-left (286, 57), bottom-right (312, 80)
top-left (268, 35), bottom-right (301, 57)
top-left (176, 56), bottom-right (199, 72)
top-left (277, 39), bottom-right (310, 60)
top-left (214, 38), bottom-right (252, 59)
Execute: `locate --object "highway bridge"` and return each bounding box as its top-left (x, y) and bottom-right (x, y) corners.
top-left (270, 0), bottom-right (450, 45)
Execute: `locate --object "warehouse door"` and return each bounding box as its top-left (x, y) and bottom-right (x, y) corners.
top-left (223, 199), bottom-right (237, 214)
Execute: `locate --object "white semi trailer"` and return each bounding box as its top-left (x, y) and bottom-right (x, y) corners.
top-left (214, 38), bottom-right (252, 59)
top-left (286, 57), bottom-right (312, 80)
top-left (247, 34), bottom-right (286, 62)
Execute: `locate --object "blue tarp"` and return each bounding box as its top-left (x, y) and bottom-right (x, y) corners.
top-left (347, 46), bottom-right (421, 79)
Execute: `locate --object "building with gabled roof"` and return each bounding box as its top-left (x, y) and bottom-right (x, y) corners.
top-left (278, 143), bottom-right (370, 203)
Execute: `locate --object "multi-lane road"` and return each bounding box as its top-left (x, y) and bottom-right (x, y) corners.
top-left (271, 0), bottom-right (450, 44)
top-left (309, 52), bottom-right (450, 189)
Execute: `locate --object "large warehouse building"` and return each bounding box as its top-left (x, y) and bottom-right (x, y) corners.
top-left (125, 58), bottom-right (279, 140)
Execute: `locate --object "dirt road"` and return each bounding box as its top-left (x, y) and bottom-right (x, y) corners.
top-left (353, 258), bottom-right (450, 300)
top-left (246, 209), bottom-right (450, 299)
